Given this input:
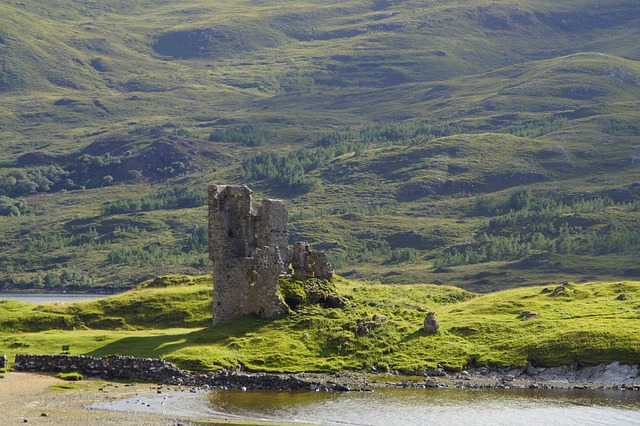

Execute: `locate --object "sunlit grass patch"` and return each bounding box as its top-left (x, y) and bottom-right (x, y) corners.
top-left (2, 276), bottom-right (639, 373)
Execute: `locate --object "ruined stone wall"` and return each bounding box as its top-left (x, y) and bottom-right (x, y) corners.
top-left (14, 354), bottom-right (181, 383)
top-left (209, 185), bottom-right (288, 324)
top-left (291, 242), bottom-right (335, 279)
top-left (12, 354), bottom-right (340, 390)
top-left (208, 184), bottom-right (334, 324)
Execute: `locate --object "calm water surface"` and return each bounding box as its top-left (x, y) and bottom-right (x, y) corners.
top-left (209, 387), bottom-right (640, 425)
top-left (0, 293), bottom-right (108, 303)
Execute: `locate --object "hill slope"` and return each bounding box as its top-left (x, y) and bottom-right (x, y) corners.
top-left (0, 1), bottom-right (639, 290)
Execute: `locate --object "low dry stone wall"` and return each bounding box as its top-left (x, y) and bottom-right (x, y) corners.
top-left (14, 354), bottom-right (181, 383)
top-left (16, 354), bottom-right (639, 391)
top-left (12, 354), bottom-right (344, 391)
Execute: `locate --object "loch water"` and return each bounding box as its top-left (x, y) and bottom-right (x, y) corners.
top-left (208, 387), bottom-right (640, 425)
top-left (0, 293), bottom-right (108, 303)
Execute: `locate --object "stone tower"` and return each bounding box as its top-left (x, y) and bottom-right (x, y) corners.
top-left (208, 184), bottom-right (334, 324)
top-left (208, 185), bottom-right (290, 324)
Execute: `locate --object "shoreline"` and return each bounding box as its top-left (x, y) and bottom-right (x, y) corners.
top-left (2, 369), bottom-right (639, 425)
top-left (273, 362), bottom-right (640, 391)
top-left (12, 353), bottom-right (640, 392)
top-left (0, 372), bottom-right (281, 425)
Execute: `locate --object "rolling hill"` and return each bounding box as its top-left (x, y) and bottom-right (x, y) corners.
top-left (0, 0), bottom-right (639, 291)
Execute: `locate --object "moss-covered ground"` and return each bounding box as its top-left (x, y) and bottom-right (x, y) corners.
top-left (1, 275), bottom-right (639, 373)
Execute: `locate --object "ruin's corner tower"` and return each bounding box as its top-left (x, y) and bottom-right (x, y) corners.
top-left (208, 184), bottom-right (333, 324)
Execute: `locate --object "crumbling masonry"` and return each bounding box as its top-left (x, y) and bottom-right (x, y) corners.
top-left (208, 185), bottom-right (334, 324)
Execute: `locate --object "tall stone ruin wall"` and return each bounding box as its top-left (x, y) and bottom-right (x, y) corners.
top-left (208, 185), bottom-right (333, 324)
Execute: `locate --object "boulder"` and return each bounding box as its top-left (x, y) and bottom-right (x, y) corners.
top-left (423, 312), bottom-right (440, 334)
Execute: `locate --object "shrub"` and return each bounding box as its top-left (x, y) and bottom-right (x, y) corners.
top-left (56, 371), bottom-right (83, 381)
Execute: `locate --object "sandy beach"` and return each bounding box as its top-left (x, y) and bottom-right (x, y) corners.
top-left (0, 372), bottom-right (276, 426)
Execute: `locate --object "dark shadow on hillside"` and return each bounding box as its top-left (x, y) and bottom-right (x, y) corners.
top-left (400, 329), bottom-right (428, 342)
top-left (86, 315), bottom-right (269, 366)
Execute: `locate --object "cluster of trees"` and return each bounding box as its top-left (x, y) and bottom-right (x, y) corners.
top-left (315, 122), bottom-right (466, 147)
top-left (239, 117), bottom-right (570, 194)
top-left (106, 243), bottom-right (179, 267)
top-left (241, 150), bottom-right (326, 192)
top-left (1, 127), bottom-right (202, 200)
top-left (436, 224), bottom-right (640, 268)
top-left (11, 269), bottom-right (94, 290)
top-left (130, 123), bottom-right (197, 138)
top-left (209, 124), bottom-right (268, 147)
top-left (21, 228), bottom-right (104, 254)
top-left (103, 187), bottom-right (206, 214)
top-left (0, 153), bottom-right (130, 198)
top-left (499, 117), bottom-right (567, 138)
top-left (183, 224), bottom-right (208, 253)
top-left (107, 224), bottom-right (209, 267)
top-left (242, 122), bottom-right (453, 192)
top-left (0, 166), bottom-right (69, 198)
top-left (313, 117), bottom-right (563, 151)
top-left (603, 120), bottom-right (640, 136)
top-left (0, 196), bottom-right (27, 216)
top-left (435, 189), bottom-right (640, 267)
top-left (385, 247), bottom-right (417, 264)
top-left (475, 187), bottom-right (615, 217)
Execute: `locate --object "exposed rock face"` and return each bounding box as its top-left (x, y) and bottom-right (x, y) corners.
top-left (518, 311), bottom-right (539, 320)
top-left (423, 312), bottom-right (440, 334)
top-left (521, 361), bottom-right (640, 385)
top-left (208, 185), bottom-right (333, 324)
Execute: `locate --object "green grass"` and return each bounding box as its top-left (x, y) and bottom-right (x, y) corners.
top-left (1, 275), bottom-right (639, 373)
top-left (56, 371), bottom-right (84, 381)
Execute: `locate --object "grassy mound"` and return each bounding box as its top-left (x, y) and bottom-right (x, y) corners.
top-left (56, 371), bottom-right (84, 381)
top-left (1, 275), bottom-right (639, 373)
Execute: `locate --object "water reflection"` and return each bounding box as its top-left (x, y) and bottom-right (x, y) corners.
top-left (209, 387), bottom-right (640, 425)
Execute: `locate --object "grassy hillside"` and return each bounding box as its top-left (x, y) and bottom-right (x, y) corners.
top-left (0, 0), bottom-right (639, 291)
top-left (1, 275), bottom-right (639, 372)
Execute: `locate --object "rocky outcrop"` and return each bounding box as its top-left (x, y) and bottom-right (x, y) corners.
top-left (423, 312), bottom-right (440, 334)
top-left (521, 361), bottom-right (640, 385)
top-left (517, 311), bottom-right (539, 319)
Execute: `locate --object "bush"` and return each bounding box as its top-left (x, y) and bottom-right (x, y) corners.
top-left (56, 371), bottom-right (83, 381)
top-left (0, 196), bottom-right (27, 216)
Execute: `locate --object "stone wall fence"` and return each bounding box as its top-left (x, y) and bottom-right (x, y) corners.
top-left (12, 354), bottom-right (340, 391)
top-left (14, 354), bottom-right (182, 383)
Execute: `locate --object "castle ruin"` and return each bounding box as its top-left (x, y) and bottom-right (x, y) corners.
top-left (208, 185), bottom-right (333, 324)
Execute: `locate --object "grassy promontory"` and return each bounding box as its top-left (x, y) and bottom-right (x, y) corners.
top-left (1, 275), bottom-right (639, 373)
